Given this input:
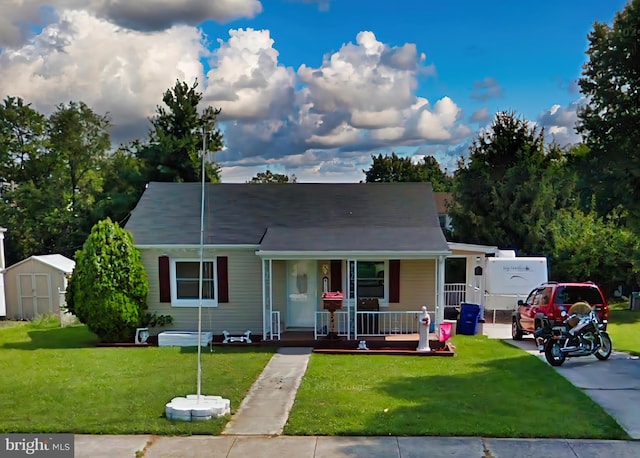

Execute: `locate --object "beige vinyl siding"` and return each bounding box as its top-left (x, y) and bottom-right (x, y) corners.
top-left (386, 259), bottom-right (436, 313)
top-left (141, 248), bottom-right (263, 335)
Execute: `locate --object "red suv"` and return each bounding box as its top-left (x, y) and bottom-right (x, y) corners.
top-left (512, 281), bottom-right (609, 340)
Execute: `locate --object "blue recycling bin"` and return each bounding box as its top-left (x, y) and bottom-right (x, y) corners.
top-left (457, 303), bottom-right (481, 335)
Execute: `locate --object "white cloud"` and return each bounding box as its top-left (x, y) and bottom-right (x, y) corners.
top-left (203, 28), bottom-right (296, 121)
top-left (0, 0), bottom-right (262, 46)
top-left (0, 8), bottom-right (474, 182)
top-left (537, 99), bottom-right (583, 146)
top-left (0, 9), bottom-right (207, 143)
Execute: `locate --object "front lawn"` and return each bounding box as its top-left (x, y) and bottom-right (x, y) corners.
top-left (284, 335), bottom-right (628, 438)
top-left (608, 301), bottom-right (640, 355)
top-left (0, 319), bottom-right (273, 435)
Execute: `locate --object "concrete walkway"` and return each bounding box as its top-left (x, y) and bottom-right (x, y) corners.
top-left (74, 434), bottom-right (640, 457)
top-left (222, 347), bottom-right (313, 435)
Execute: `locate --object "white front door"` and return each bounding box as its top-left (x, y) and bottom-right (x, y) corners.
top-left (287, 260), bottom-right (317, 327)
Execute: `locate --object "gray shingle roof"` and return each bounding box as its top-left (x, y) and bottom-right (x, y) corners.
top-left (125, 182), bottom-right (449, 253)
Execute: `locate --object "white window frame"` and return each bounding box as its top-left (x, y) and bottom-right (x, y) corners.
top-left (170, 258), bottom-right (218, 307)
top-left (352, 260), bottom-right (389, 307)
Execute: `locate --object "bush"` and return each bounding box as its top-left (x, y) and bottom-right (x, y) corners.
top-left (67, 218), bottom-right (149, 342)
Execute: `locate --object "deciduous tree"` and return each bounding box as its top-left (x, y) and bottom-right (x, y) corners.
top-left (247, 170), bottom-right (297, 183)
top-left (363, 152), bottom-right (452, 191)
top-left (577, 0), bottom-right (640, 227)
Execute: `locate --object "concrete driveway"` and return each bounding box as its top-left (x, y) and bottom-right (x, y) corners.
top-left (484, 324), bottom-right (640, 439)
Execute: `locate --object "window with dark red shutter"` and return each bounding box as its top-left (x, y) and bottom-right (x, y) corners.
top-left (158, 256), bottom-right (171, 303)
top-left (389, 260), bottom-right (400, 303)
top-left (217, 256), bottom-right (229, 303)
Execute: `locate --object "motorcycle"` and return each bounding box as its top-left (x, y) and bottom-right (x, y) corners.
top-left (534, 309), bottom-right (613, 367)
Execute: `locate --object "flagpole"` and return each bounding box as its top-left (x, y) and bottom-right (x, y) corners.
top-left (197, 124), bottom-right (206, 401)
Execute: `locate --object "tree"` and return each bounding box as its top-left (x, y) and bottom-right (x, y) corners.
top-left (363, 152), bottom-right (453, 190)
top-left (67, 219), bottom-right (149, 343)
top-left (0, 99), bottom-right (112, 264)
top-left (138, 80), bottom-right (223, 183)
top-left (93, 144), bottom-right (148, 226)
top-left (577, 0), bottom-right (640, 227)
top-left (247, 170), bottom-right (297, 183)
top-left (549, 206), bottom-right (640, 296)
top-left (0, 96), bottom-right (47, 185)
top-left (47, 101), bottom-right (111, 213)
top-left (449, 112), bottom-right (563, 254)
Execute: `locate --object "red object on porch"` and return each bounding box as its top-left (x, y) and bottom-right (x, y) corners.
top-left (322, 291), bottom-right (343, 339)
top-left (322, 291), bottom-right (344, 302)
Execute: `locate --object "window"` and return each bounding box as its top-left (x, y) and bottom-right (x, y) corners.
top-left (356, 261), bottom-right (386, 299)
top-left (171, 259), bottom-right (217, 306)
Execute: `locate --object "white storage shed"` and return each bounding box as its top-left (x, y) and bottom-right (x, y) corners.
top-left (4, 254), bottom-right (75, 320)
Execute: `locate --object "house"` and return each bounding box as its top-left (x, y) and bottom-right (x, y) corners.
top-left (0, 226), bottom-right (6, 318)
top-left (125, 182), bottom-right (495, 340)
top-left (4, 254), bottom-right (75, 320)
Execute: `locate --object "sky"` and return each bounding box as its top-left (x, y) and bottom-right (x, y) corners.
top-left (0, 0), bottom-right (629, 182)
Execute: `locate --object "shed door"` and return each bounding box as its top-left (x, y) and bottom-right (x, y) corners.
top-left (18, 273), bottom-right (52, 319)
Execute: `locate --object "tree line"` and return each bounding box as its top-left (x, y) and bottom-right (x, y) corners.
top-left (2, 0), bottom-right (639, 295)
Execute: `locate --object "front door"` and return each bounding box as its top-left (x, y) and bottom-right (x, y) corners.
top-left (287, 260), bottom-right (317, 327)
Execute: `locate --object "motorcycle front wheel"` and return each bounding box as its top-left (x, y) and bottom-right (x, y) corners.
top-left (544, 340), bottom-right (566, 367)
top-left (595, 332), bottom-right (613, 361)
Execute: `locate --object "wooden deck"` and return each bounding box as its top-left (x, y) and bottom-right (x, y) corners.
top-left (209, 331), bottom-right (455, 356)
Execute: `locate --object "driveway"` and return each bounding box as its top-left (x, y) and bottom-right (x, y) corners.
top-left (484, 324), bottom-right (640, 439)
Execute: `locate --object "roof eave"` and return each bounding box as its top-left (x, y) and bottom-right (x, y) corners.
top-left (256, 250), bottom-right (451, 259)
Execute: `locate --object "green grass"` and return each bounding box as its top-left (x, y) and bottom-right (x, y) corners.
top-left (607, 300), bottom-right (640, 355)
top-left (0, 319), bottom-right (273, 435)
top-left (284, 335), bottom-right (628, 438)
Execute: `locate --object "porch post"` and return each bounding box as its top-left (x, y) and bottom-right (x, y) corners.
top-left (262, 258), bottom-right (267, 340)
top-left (436, 255), bottom-right (445, 326)
top-left (269, 259), bottom-right (273, 338)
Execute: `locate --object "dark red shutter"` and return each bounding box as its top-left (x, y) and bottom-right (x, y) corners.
top-left (389, 260), bottom-right (400, 303)
top-left (158, 256), bottom-right (171, 303)
top-left (330, 260), bottom-right (342, 292)
top-left (217, 256), bottom-right (229, 303)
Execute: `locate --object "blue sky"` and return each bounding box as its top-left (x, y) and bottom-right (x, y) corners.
top-left (0, 0), bottom-right (629, 182)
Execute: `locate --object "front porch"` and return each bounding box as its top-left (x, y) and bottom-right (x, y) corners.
top-left (259, 257), bottom-right (448, 341)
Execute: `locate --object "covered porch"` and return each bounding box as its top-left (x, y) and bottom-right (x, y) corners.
top-left (258, 255), bottom-right (448, 341)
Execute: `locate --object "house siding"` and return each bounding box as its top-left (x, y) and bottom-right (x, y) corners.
top-left (141, 248), bottom-right (263, 335)
top-left (386, 259), bottom-right (436, 313)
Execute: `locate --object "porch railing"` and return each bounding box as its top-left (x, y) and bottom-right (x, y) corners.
top-left (444, 283), bottom-right (467, 307)
top-left (314, 310), bottom-right (435, 339)
top-left (314, 310), bottom-right (350, 339)
top-left (266, 310), bottom-right (281, 340)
